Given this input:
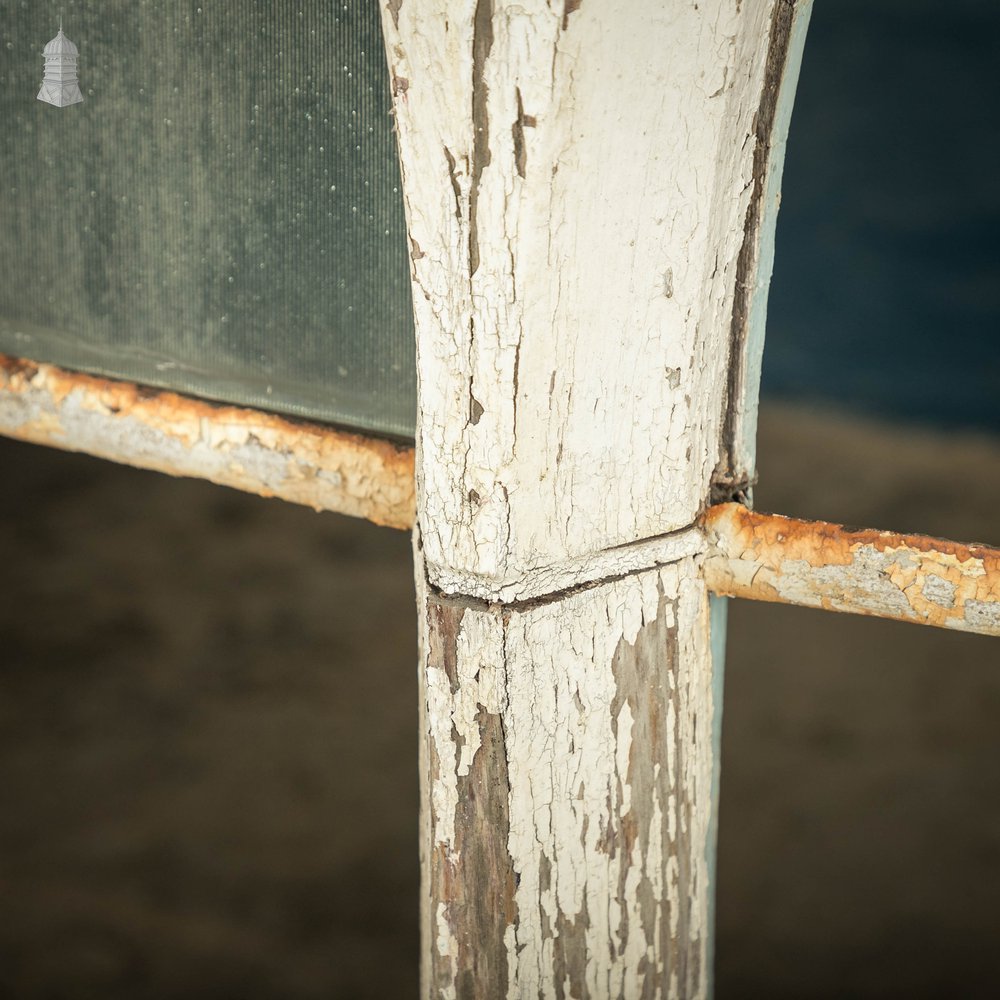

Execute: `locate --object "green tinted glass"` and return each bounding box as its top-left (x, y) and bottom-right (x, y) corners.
top-left (0, 1), bottom-right (415, 438)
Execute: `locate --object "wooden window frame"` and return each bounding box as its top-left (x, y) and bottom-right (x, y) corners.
top-left (1, 0), bottom-right (997, 995)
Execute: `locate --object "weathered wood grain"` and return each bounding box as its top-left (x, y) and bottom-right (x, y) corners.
top-left (715, 0), bottom-right (813, 501)
top-left (383, 0), bottom-right (785, 597)
top-left (421, 561), bottom-right (716, 999)
top-left (383, 1), bottom-right (808, 995)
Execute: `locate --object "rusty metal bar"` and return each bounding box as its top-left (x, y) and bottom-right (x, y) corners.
top-left (0, 354), bottom-right (416, 530)
top-left (4, 355), bottom-right (995, 634)
top-left (702, 503), bottom-right (1000, 637)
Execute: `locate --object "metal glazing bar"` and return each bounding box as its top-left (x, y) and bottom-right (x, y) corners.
top-left (702, 502), bottom-right (1000, 637)
top-left (0, 354), bottom-right (416, 530)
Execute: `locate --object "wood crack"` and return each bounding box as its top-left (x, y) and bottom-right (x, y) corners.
top-left (713, 0), bottom-right (798, 493)
top-left (469, 0), bottom-right (494, 277)
top-left (424, 526), bottom-right (704, 614)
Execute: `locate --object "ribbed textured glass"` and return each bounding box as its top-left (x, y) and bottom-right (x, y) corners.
top-left (0, 1), bottom-right (416, 438)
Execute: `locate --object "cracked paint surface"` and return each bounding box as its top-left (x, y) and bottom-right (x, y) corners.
top-left (0, 354), bottom-right (415, 529)
top-left (382, 0), bottom-right (782, 595)
top-left (717, 0), bottom-right (813, 495)
top-left (702, 503), bottom-right (1000, 637)
top-left (422, 559), bottom-right (715, 999)
top-left (383, 1), bottom-right (798, 995)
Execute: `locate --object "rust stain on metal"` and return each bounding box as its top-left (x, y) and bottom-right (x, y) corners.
top-left (0, 354), bottom-right (415, 530)
top-left (701, 503), bottom-right (1000, 637)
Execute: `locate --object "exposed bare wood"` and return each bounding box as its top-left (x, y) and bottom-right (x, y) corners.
top-left (703, 503), bottom-right (1000, 637)
top-left (714, 0), bottom-right (812, 502)
top-left (420, 560), bottom-right (715, 999)
top-left (0, 354), bottom-right (415, 530)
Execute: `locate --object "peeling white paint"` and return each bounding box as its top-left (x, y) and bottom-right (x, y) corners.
top-left (386, 1), bottom-right (797, 994)
top-left (724, 0), bottom-right (814, 489)
top-left (921, 573), bottom-right (957, 609)
top-left (430, 525), bottom-right (707, 605)
top-left (383, 0), bottom-right (783, 597)
top-left (420, 560), bottom-right (716, 998)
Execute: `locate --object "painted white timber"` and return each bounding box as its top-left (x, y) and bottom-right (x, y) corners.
top-left (723, 0), bottom-right (813, 491)
top-left (383, 0), bottom-right (783, 595)
top-left (429, 524), bottom-right (706, 604)
top-left (420, 559), bottom-right (716, 998)
top-left (383, 1), bottom-right (799, 995)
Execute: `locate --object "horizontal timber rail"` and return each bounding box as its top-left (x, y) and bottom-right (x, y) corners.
top-left (702, 503), bottom-right (1000, 637)
top-left (0, 354), bottom-right (416, 530)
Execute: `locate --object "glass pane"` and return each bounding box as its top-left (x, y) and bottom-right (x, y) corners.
top-left (0, 1), bottom-right (416, 439)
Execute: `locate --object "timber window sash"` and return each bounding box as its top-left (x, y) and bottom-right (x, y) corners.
top-left (1, 3), bottom-right (997, 997)
top-left (0, 0), bottom-right (994, 633)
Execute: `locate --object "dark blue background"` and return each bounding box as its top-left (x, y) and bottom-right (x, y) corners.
top-left (764, 0), bottom-right (1000, 431)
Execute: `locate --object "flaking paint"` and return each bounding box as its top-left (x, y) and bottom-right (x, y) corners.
top-left (703, 503), bottom-right (1000, 637)
top-left (0, 354), bottom-right (415, 529)
top-left (422, 560), bottom-right (716, 999)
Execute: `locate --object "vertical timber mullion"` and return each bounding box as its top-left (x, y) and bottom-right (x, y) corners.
top-left (382, 1), bottom-right (808, 994)
top-left (419, 563), bottom-right (716, 996)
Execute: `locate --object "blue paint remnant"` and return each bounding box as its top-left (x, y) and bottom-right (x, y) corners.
top-left (706, 593), bottom-right (728, 1000)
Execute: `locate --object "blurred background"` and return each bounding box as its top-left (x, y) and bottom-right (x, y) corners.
top-left (1, 0), bottom-right (999, 997)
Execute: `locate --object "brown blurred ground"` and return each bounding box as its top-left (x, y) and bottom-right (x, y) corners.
top-left (719, 404), bottom-right (1000, 1000)
top-left (0, 401), bottom-right (998, 998)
